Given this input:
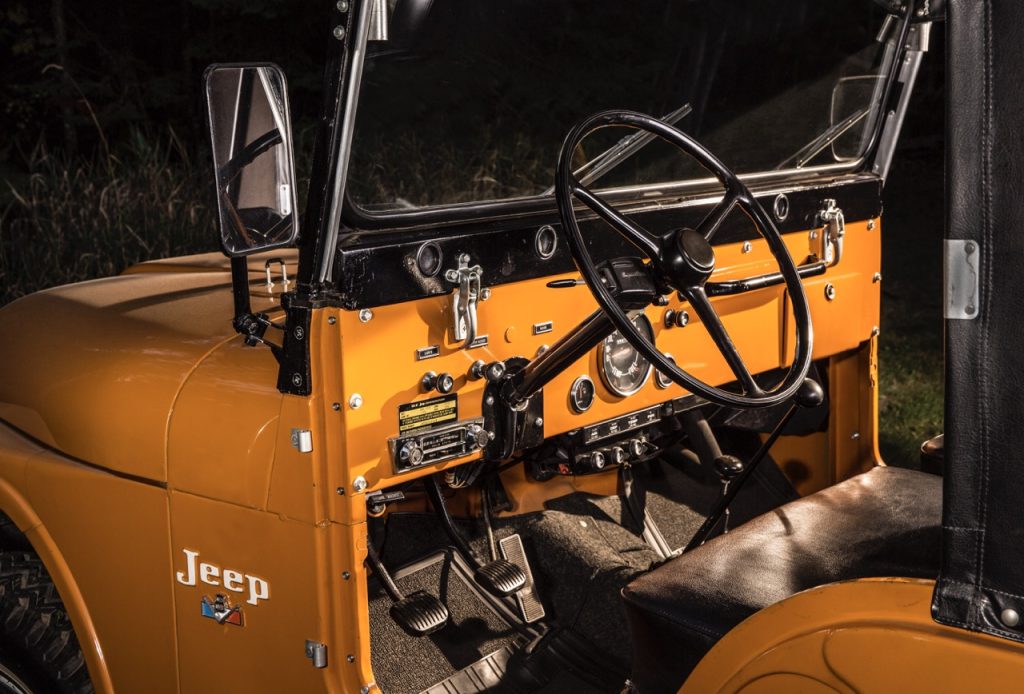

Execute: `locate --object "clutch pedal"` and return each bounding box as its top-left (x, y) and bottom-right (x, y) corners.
top-left (365, 537), bottom-right (449, 637)
top-left (389, 590), bottom-right (450, 637)
top-left (499, 533), bottom-right (546, 623)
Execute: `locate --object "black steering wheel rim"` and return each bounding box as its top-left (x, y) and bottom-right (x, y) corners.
top-left (555, 109), bottom-right (813, 408)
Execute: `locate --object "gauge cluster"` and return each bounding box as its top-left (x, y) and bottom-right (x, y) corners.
top-left (599, 315), bottom-right (655, 397)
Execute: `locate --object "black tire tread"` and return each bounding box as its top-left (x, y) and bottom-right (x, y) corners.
top-left (0, 551), bottom-right (92, 693)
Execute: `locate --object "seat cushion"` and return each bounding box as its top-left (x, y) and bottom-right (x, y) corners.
top-left (621, 466), bottom-right (942, 693)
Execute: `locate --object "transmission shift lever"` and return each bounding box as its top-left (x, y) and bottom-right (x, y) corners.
top-left (713, 454), bottom-right (744, 533)
top-left (684, 378), bottom-right (825, 552)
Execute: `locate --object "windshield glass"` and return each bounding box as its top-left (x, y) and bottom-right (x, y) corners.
top-left (349, 0), bottom-right (894, 213)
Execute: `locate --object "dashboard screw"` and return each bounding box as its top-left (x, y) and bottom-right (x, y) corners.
top-left (867, 219), bottom-right (876, 231)
top-left (342, 571), bottom-right (351, 580)
top-left (291, 374), bottom-right (303, 387)
top-left (336, 487), bottom-right (345, 495)
top-left (352, 477), bottom-right (367, 493)
top-left (333, 25), bottom-right (346, 40)
top-left (328, 316), bottom-right (337, 325)
top-left (872, 272), bottom-right (882, 283)
top-left (336, 0), bottom-right (349, 10)
top-left (480, 288), bottom-right (492, 301)
top-left (332, 402), bottom-right (341, 411)
top-left (294, 326), bottom-right (305, 340)
top-left (359, 308), bottom-right (373, 323)
top-left (349, 393), bottom-right (363, 409)
top-left (824, 283), bottom-right (837, 301)
top-left (741, 241), bottom-right (752, 254)
top-left (535, 417), bottom-right (544, 427)
top-left (347, 654), bottom-right (356, 664)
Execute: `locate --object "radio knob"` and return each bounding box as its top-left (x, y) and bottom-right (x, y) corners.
top-left (466, 424), bottom-right (491, 449)
top-left (628, 438), bottom-right (646, 458)
top-left (611, 446), bottom-right (628, 465)
top-left (590, 450), bottom-right (607, 470)
top-left (399, 442), bottom-right (424, 466)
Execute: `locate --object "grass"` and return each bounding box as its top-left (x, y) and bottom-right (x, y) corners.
top-left (876, 146), bottom-right (945, 469)
top-left (0, 131), bottom-right (217, 306)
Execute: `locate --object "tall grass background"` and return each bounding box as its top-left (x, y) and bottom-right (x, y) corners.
top-left (0, 130), bottom-right (217, 306)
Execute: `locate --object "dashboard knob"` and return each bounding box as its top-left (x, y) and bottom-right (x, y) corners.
top-left (611, 446), bottom-right (628, 465)
top-left (469, 360), bottom-right (506, 383)
top-left (422, 371), bottom-right (455, 394)
top-left (714, 454), bottom-right (744, 481)
top-left (590, 451), bottom-right (607, 470)
top-left (628, 438), bottom-right (646, 458)
top-left (435, 372), bottom-right (455, 394)
top-left (399, 442), bottom-right (424, 466)
top-left (466, 424), bottom-right (491, 449)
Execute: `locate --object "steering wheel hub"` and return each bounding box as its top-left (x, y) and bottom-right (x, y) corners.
top-left (673, 228), bottom-right (716, 284)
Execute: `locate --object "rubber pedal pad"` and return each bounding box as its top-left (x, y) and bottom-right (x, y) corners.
top-left (389, 590), bottom-right (450, 637)
top-left (474, 559), bottom-right (527, 597)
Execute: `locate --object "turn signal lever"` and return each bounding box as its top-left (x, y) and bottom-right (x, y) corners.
top-left (684, 378), bottom-right (825, 552)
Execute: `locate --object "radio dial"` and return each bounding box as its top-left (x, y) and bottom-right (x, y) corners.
top-left (466, 424), bottom-right (491, 449)
top-left (399, 442), bottom-right (424, 466)
top-left (611, 446), bottom-right (628, 465)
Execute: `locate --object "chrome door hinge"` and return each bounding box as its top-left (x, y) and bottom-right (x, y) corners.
top-left (291, 428), bottom-right (313, 453)
top-left (445, 254), bottom-right (488, 348)
top-left (813, 199), bottom-right (845, 267)
top-left (304, 640), bottom-right (327, 669)
top-left (945, 240), bottom-right (981, 320)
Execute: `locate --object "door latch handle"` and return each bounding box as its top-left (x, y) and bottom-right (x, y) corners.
top-left (445, 254), bottom-right (484, 348)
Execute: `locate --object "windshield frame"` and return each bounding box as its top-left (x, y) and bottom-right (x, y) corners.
top-left (334, 2), bottom-right (910, 235)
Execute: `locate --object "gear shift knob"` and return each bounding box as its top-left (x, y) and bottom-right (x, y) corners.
top-left (713, 454), bottom-right (744, 481)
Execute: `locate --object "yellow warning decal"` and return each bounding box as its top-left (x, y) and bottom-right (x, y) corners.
top-left (398, 394), bottom-right (458, 434)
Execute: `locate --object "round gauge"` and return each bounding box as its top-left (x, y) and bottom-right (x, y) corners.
top-left (599, 315), bottom-right (654, 397)
top-left (655, 353), bottom-right (676, 389)
top-left (569, 375), bottom-right (596, 413)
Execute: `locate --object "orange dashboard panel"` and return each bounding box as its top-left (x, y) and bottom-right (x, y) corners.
top-left (332, 220), bottom-right (880, 493)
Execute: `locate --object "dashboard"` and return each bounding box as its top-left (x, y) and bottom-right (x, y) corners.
top-left (333, 219), bottom-right (881, 493)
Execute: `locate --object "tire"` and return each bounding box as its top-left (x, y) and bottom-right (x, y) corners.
top-left (0, 552), bottom-right (92, 693)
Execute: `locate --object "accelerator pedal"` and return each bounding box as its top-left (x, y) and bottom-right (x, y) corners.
top-left (499, 534), bottom-right (546, 623)
top-left (390, 590), bottom-right (450, 638)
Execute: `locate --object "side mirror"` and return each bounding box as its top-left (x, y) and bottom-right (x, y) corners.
top-left (204, 64), bottom-right (299, 257)
top-left (829, 75), bottom-right (885, 162)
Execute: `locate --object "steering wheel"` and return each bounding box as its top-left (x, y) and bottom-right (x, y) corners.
top-left (555, 110), bottom-right (813, 409)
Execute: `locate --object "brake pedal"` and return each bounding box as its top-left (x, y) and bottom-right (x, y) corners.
top-left (499, 534), bottom-right (545, 623)
top-left (474, 558), bottom-right (527, 598)
top-left (365, 537), bottom-right (449, 637)
top-left (426, 475), bottom-right (526, 598)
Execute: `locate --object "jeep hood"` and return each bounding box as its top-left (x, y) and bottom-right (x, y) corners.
top-left (0, 252), bottom-right (289, 482)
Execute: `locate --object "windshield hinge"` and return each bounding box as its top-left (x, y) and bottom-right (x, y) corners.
top-left (445, 254), bottom-right (487, 348)
top-left (812, 199), bottom-right (846, 267)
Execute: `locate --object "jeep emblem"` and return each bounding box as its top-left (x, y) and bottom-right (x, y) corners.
top-left (175, 549), bottom-right (270, 606)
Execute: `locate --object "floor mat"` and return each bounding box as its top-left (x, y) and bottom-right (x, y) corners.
top-left (369, 551), bottom-right (523, 694)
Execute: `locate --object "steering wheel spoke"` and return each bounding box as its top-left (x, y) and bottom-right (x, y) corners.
top-left (682, 287), bottom-right (763, 396)
top-left (572, 183), bottom-right (665, 259)
top-left (697, 189), bottom-right (740, 241)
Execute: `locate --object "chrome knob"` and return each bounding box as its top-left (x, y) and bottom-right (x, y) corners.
top-left (611, 447), bottom-right (628, 465)
top-left (590, 451), bottom-right (607, 470)
top-left (466, 425), bottom-right (491, 449)
top-left (399, 442), bottom-right (424, 466)
top-left (628, 438), bottom-right (646, 458)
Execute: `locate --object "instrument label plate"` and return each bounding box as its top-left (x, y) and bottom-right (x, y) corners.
top-left (398, 394), bottom-right (458, 434)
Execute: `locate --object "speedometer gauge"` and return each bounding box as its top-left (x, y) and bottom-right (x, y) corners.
top-left (599, 315), bottom-right (654, 397)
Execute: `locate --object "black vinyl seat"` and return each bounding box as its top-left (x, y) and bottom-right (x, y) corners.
top-left (621, 466), bottom-right (942, 693)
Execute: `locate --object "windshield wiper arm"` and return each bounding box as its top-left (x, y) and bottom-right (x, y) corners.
top-left (544, 102), bottom-right (692, 195)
